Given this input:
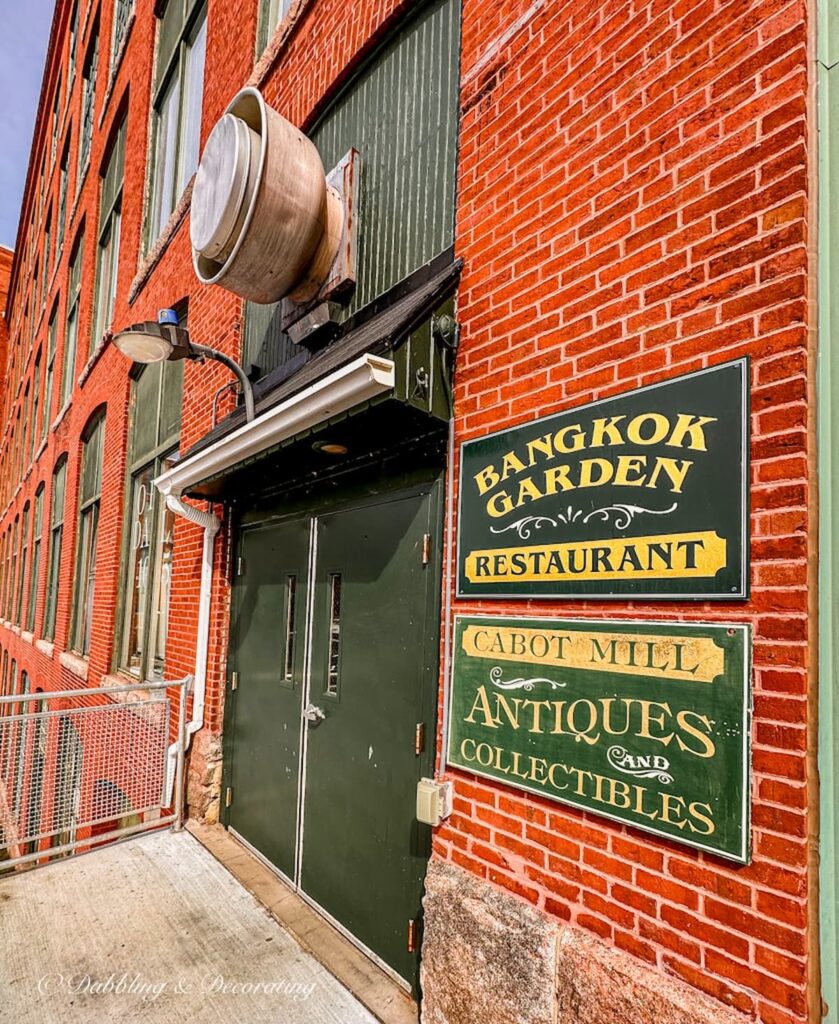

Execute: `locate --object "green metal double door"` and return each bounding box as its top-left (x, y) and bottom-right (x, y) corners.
top-left (224, 480), bottom-right (441, 987)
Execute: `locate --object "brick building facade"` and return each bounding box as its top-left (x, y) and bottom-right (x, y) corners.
top-left (0, 0), bottom-right (831, 1022)
top-left (0, 246), bottom-right (12, 410)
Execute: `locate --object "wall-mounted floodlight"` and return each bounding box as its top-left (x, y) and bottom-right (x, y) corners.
top-left (113, 309), bottom-right (255, 422)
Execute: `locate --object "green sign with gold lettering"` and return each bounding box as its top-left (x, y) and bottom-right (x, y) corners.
top-left (446, 615), bottom-right (752, 862)
top-left (456, 359), bottom-right (748, 599)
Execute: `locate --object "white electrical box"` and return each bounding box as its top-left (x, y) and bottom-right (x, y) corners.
top-left (416, 778), bottom-right (453, 827)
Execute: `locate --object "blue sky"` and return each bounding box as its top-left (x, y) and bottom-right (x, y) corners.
top-left (0, 0), bottom-right (56, 250)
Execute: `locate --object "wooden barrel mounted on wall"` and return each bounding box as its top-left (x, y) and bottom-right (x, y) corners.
top-left (191, 87), bottom-right (343, 305)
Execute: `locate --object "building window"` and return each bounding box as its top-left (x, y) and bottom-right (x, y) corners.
top-left (57, 143), bottom-right (69, 257)
top-left (44, 456), bottom-right (67, 642)
top-left (67, 1), bottom-right (79, 89)
top-left (71, 413), bottom-right (105, 656)
top-left (112, 0), bottom-right (132, 61)
top-left (258, 0), bottom-right (291, 52)
top-left (120, 357), bottom-right (182, 679)
top-left (60, 235), bottom-right (84, 410)
top-left (14, 408), bottom-right (22, 487)
top-left (0, 534), bottom-right (6, 618)
top-left (42, 218), bottom-right (51, 308)
top-left (50, 89), bottom-right (60, 166)
top-left (15, 503), bottom-right (29, 626)
top-left (27, 485), bottom-right (44, 634)
top-left (3, 527), bottom-right (12, 620)
top-left (148, 0), bottom-right (206, 244)
top-left (20, 385), bottom-right (29, 477)
top-left (78, 30), bottom-right (100, 182)
top-left (30, 351), bottom-right (40, 463)
top-left (7, 518), bottom-right (18, 621)
top-left (43, 310), bottom-right (57, 438)
top-left (92, 119), bottom-right (125, 351)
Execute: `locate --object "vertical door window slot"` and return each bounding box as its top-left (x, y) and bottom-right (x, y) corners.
top-left (326, 573), bottom-right (342, 696)
top-left (283, 574), bottom-right (297, 681)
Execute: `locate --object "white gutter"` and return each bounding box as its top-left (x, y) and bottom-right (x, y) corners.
top-left (155, 353), bottom-right (396, 498)
top-left (162, 495), bottom-right (221, 804)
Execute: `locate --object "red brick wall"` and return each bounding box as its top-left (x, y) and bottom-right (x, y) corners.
top-left (0, 246), bottom-right (12, 415)
top-left (437, 1), bottom-right (814, 1022)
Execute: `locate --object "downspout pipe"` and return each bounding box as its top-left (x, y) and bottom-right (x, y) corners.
top-left (163, 494), bottom-right (221, 805)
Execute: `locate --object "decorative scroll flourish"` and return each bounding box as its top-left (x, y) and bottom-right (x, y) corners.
top-left (489, 502), bottom-right (679, 539)
top-left (488, 515), bottom-right (558, 540)
top-left (581, 502), bottom-right (679, 530)
top-left (606, 745), bottom-right (674, 785)
top-left (488, 666), bottom-right (565, 691)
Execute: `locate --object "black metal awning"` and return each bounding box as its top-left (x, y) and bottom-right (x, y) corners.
top-left (182, 252), bottom-right (461, 463)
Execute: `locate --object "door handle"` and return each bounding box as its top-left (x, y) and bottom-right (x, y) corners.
top-left (302, 703), bottom-right (326, 726)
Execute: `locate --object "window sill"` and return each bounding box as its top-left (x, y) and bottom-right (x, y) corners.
top-left (21, 630), bottom-right (33, 644)
top-left (34, 436), bottom-right (47, 463)
top-left (98, 11), bottom-right (135, 129)
top-left (35, 638), bottom-right (55, 657)
top-left (100, 671), bottom-right (155, 702)
top-left (9, 624), bottom-right (20, 635)
top-left (79, 333), bottom-right (111, 388)
top-left (59, 650), bottom-right (89, 681)
top-left (52, 398), bottom-right (71, 432)
top-left (128, 177), bottom-right (195, 304)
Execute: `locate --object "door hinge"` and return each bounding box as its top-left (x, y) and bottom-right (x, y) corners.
top-left (415, 722), bottom-right (425, 756)
top-left (407, 919), bottom-right (418, 953)
top-left (237, 556), bottom-right (245, 576)
top-left (230, 671), bottom-right (238, 691)
top-left (422, 533), bottom-right (431, 565)
top-left (225, 787), bottom-right (233, 808)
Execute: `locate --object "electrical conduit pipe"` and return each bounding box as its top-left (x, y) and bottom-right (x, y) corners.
top-left (163, 495), bottom-right (221, 805)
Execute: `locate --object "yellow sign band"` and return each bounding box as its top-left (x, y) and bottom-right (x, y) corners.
top-left (461, 624), bottom-right (725, 683)
top-left (464, 531), bottom-right (726, 584)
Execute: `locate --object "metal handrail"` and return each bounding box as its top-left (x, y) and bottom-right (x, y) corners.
top-left (0, 675), bottom-right (192, 705)
top-left (0, 675), bottom-right (193, 868)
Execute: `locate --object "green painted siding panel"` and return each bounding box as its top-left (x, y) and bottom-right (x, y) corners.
top-left (820, 40), bottom-right (839, 1020)
top-left (244, 0), bottom-right (460, 377)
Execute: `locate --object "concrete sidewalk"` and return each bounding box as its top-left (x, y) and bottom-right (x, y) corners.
top-left (0, 830), bottom-right (378, 1023)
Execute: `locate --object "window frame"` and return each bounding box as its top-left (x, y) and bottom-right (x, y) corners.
top-left (27, 485), bottom-right (44, 634)
top-left (70, 413), bottom-right (105, 656)
top-left (257, 0), bottom-right (292, 54)
top-left (57, 142), bottom-right (69, 258)
top-left (60, 235), bottom-right (84, 411)
top-left (92, 119), bottom-right (126, 351)
top-left (43, 456), bottom-right (68, 643)
top-left (30, 349), bottom-right (41, 463)
top-left (7, 516), bottom-right (18, 622)
top-left (111, 0), bottom-right (133, 64)
top-left (44, 308), bottom-right (58, 438)
top-left (15, 502), bottom-right (29, 626)
top-left (118, 357), bottom-right (183, 681)
top-left (146, 0), bottom-right (207, 247)
top-left (77, 28), bottom-right (100, 184)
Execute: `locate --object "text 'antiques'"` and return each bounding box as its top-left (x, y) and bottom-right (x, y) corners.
top-left (447, 615), bottom-right (752, 861)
